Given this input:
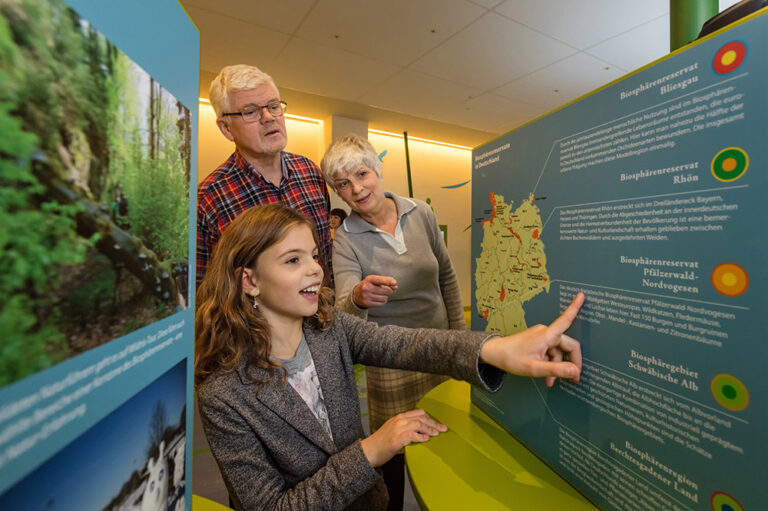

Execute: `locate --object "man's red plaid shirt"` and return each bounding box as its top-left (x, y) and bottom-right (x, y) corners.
top-left (196, 150), bottom-right (331, 285)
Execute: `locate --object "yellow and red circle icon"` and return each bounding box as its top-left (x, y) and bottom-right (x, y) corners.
top-left (711, 374), bottom-right (749, 411)
top-left (711, 263), bottom-right (748, 297)
top-left (711, 491), bottom-right (744, 511)
top-left (712, 41), bottom-right (746, 74)
top-left (711, 147), bottom-right (748, 182)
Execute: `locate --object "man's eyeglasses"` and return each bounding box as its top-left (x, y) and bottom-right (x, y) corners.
top-left (222, 101), bottom-right (287, 123)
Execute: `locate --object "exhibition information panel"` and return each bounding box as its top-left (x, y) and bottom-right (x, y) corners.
top-left (471, 11), bottom-right (765, 511)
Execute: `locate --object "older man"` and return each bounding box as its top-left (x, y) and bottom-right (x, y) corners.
top-left (197, 65), bottom-right (332, 284)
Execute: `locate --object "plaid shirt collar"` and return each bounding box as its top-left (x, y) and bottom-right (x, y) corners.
top-left (232, 149), bottom-right (290, 185)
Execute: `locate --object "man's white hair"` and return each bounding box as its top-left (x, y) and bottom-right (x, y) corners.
top-left (209, 64), bottom-right (277, 119)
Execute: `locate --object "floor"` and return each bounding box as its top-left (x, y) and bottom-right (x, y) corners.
top-left (192, 366), bottom-right (420, 510)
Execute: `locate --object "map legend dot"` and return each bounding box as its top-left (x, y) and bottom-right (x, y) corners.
top-left (711, 263), bottom-right (748, 296)
top-left (713, 41), bottom-right (746, 74)
top-left (711, 374), bottom-right (749, 411)
top-left (710, 491), bottom-right (744, 511)
top-left (711, 147), bottom-right (748, 182)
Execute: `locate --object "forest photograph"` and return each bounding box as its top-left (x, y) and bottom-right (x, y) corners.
top-left (0, 0), bottom-right (192, 387)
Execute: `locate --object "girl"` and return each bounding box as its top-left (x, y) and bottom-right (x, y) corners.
top-left (195, 204), bottom-right (584, 511)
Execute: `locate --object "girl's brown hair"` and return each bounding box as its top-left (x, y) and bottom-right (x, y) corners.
top-left (194, 204), bottom-right (334, 386)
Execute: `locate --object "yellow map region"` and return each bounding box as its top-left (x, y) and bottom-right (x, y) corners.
top-left (475, 192), bottom-right (550, 334)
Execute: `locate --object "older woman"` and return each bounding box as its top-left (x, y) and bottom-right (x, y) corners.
top-left (320, 134), bottom-right (465, 510)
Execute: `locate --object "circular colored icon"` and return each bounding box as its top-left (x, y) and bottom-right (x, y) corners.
top-left (711, 491), bottom-right (744, 511)
top-left (712, 41), bottom-right (746, 74)
top-left (711, 374), bottom-right (749, 411)
top-left (711, 147), bottom-right (748, 182)
top-left (711, 263), bottom-right (748, 297)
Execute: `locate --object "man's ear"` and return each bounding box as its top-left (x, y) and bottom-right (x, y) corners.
top-left (239, 267), bottom-right (259, 297)
top-left (217, 118), bottom-right (235, 142)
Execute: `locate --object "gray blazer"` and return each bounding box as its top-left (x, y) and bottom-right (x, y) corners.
top-left (198, 311), bottom-right (502, 511)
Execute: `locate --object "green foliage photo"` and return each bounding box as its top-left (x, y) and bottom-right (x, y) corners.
top-left (0, 0), bottom-right (191, 387)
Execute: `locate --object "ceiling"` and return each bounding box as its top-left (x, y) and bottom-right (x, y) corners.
top-left (180, 0), bottom-right (739, 147)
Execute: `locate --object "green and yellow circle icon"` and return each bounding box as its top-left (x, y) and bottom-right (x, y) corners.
top-left (711, 374), bottom-right (749, 411)
top-left (711, 263), bottom-right (748, 297)
top-left (711, 147), bottom-right (748, 182)
top-left (710, 491), bottom-right (743, 511)
top-left (712, 41), bottom-right (746, 74)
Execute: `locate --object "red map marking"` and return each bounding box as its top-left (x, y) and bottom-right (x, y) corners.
top-left (499, 285), bottom-right (506, 302)
top-left (532, 229), bottom-right (539, 239)
top-left (483, 192), bottom-right (497, 226)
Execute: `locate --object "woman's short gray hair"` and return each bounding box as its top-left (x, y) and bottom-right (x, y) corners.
top-left (320, 134), bottom-right (382, 190)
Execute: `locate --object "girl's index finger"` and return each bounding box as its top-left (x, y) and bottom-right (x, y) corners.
top-left (547, 292), bottom-right (584, 336)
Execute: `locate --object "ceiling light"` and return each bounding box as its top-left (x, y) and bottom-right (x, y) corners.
top-left (285, 113), bottom-right (322, 124)
top-left (368, 129), bottom-right (471, 151)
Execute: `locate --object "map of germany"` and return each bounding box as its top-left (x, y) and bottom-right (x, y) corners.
top-left (475, 192), bottom-right (550, 334)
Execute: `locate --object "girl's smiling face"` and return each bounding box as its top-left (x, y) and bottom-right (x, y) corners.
top-left (242, 224), bottom-right (324, 326)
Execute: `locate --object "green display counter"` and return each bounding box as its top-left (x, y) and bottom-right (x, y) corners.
top-left (405, 380), bottom-right (597, 510)
top-left (192, 495), bottom-right (231, 510)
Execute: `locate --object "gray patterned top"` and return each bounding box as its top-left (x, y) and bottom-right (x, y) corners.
top-left (273, 336), bottom-right (334, 441)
